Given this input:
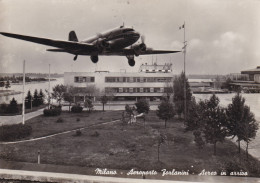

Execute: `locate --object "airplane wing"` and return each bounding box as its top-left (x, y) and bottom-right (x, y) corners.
top-left (101, 48), bottom-right (180, 56)
top-left (0, 32), bottom-right (97, 52)
top-left (136, 49), bottom-right (181, 55)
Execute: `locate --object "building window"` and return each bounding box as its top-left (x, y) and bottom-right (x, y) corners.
top-left (129, 88), bottom-right (133, 93)
top-left (140, 88), bottom-right (143, 92)
top-left (150, 88), bottom-right (154, 92)
top-left (74, 76), bottom-right (93, 83)
top-left (129, 77), bottom-right (134, 83)
top-left (160, 88), bottom-right (164, 93)
top-left (119, 88), bottom-right (123, 93)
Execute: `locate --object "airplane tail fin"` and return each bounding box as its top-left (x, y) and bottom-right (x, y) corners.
top-left (69, 31), bottom-right (78, 42)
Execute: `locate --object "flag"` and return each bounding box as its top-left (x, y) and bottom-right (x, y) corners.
top-left (179, 24), bottom-right (185, 29)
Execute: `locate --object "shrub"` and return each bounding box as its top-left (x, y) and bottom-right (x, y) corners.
top-left (91, 131), bottom-right (100, 137)
top-left (135, 99), bottom-right (150, 114)
top-left (75, 129), bottom-right (82, 136)
top-left (193, 130), bottom-right (205, 149)
top-left (7, 98), bottom-right (19, 114)
top-left (71, 105), bottom-right (83, 113)
top-left (0, 103), bottom-right (8, 114)
top-left (56, 117), bottom-right (63, 123)
top-left (0, 124), bottom-right (32, 141)
top-left (43, 108), bottom-right (61, 116)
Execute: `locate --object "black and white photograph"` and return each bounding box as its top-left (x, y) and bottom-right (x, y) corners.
top-left (0, 0), bottom-right (260, 182)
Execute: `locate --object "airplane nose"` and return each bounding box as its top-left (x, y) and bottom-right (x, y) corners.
top-left (133, 31), bottom-right (140, 39)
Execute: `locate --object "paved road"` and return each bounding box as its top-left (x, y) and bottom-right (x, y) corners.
top-left (0, 109), bottom-right (44, 126)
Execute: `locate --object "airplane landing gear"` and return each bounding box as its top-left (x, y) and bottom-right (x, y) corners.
top-left (128, 59), bottom-right (135, 67)
top-left (91, 55), bottom-right (99, 63)
top-left (126, 55), bottom-right (135, 67)
top-left (73, 55), bottom-right (78, 61)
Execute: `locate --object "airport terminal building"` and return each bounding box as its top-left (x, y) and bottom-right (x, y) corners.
top-left (64, 63), bottom-right (173, 102)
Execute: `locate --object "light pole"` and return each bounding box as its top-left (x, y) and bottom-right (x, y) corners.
top-left (22, 60), bottom-right (25, 125)
top-left (180, 22), bottom-right (187, 125)
top-left (48, 64), bottom-right (51, 109)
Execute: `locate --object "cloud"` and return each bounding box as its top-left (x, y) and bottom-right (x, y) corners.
top-left (189, 38), bottom-right (202, 50)
top-left (213, 31), bottom-right (245, 48)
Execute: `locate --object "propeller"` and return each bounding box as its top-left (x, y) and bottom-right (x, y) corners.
top-left (140, 35), bottom-right (146, 51)
top-left (141, 35), bottom-right (145, 44)
top-left (96, 33), bottom-right (103, 38)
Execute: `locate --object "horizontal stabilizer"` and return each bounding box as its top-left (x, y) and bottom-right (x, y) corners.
top-left (46, 49), bottom-right (66, 52)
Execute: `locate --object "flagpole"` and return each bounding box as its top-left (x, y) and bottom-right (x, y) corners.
top-left (22, 60), bottom-right (25, 125)
top-left (183, 22), bottom-right (187, 126)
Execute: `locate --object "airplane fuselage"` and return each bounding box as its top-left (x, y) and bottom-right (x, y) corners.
top-left (82, 27), bottom-right (140, 51)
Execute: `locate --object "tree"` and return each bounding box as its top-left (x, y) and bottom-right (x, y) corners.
top-left (186, 97), bottom-right (200, 130)
top-left (64, 86), bottom-right (75, 112)
top-left (226, 93), bottom-right (259, 154)
top-left (157, 133), bottom-right (167, 162)
top-left (164, 79), bottom-right (174, 100)
top-left (214, 75), bottom-right (222, 89)
top-left (0, 81), bottom-right (4, 90)
top-left (33, 89), bottom-right (40, 107)
top-left (25, 90), bottom-right (32, 109)
top-left (38, 89), bottom-right (45, 105)
top-left (173, 72), bottom-right (192, 118)
top-left (125, 104), bottom-right (135, 116)
top-left (100, 95), bottom-right (108, 112)
top-left (222, 78), bottom-right (232, 91)
top-left (157, 100), bottom-right (175, 128)
top-left (99, 88), bottom-right (114, 112)
top-left (242, 106), bottom-right (258, 159)
top-left (51, 84), bottom-right (67, 106)
top-left (135, 99), bottom-right (150, 114)
top-left (7, 98), bottom-right (19, 114)
top-left (84, 98), bottom-right (94, 112)
top-left (202, 94), bottom-right (227, 155)
top-left (5, 80), bottom-right (10, 90)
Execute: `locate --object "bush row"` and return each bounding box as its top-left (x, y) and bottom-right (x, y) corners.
top-left (0, 124), bottom-right (32, 141)
top-left (43, 108), bottom-right (61, 116)
top-left (71, 105), bottom-right (83, 113)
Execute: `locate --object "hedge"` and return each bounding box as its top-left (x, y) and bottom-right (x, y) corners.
top-left (43, 108), bottom-right (61, 116)
top-left (0, 124), bottom-right (32, 141)
top-left (71, 105), bottom-right (83, 113)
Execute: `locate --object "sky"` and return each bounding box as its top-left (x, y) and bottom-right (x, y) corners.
top-left (0, 0), bottom-right (259, 75)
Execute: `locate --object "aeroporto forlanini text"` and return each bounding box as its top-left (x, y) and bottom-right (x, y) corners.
top-left (95, 168), bottom-right (248, 176)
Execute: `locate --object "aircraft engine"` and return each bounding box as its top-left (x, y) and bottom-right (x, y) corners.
top-left (94, 38), bottom-right (109, 50)
top-left (133, 43), bottom-right (146, 56)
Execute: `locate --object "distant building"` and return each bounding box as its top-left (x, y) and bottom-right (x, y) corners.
top-left (64, 63), bottom-right (173, 102)
top-left (229, 66), bottom-right (260, 93)
top-left (241, 66), bottom-right (260, 83)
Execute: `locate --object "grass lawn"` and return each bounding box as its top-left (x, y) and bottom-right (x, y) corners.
top-left (0, 111), bottom-right (260, 177)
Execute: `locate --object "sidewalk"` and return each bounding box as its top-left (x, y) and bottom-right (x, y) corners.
top-left (0, 109), bottom-right (44, 126)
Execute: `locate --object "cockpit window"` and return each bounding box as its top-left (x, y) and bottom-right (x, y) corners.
top-left (122, 29), bottom-right (134, 33)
